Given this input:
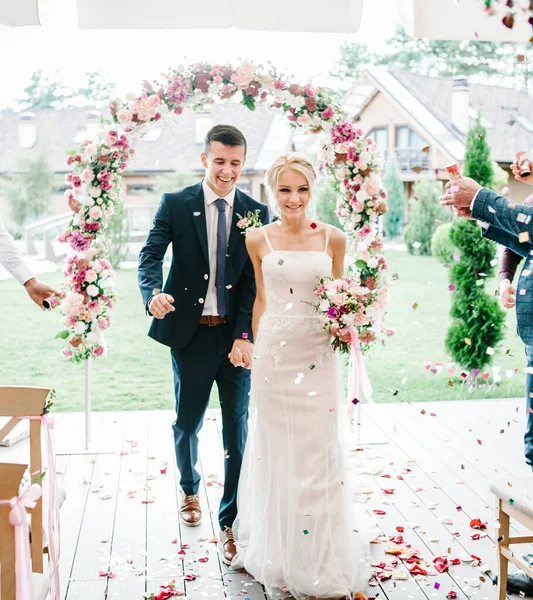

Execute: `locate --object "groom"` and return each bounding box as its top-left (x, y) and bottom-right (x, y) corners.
top-left (138, 124), bottom-right (269, 565)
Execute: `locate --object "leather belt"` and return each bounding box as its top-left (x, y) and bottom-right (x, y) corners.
top-left (198, 315), bottom-right (227, 326)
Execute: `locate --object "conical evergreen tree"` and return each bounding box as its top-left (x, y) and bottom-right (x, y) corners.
top-left (445, 113), bottom-right (505, 375)
top-left (383, 152), bottom-right (404, 239)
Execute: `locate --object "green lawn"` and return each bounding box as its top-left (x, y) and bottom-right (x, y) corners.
top-left (0, 250), bottom-right (526, 412)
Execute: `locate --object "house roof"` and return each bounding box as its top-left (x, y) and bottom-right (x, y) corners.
top-left (0, 103), bottom-right (293, 175)
top-left (357, 68), bottom-right (533, 165)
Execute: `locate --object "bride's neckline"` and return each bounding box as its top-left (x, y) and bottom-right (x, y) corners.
top-left (263, 250), bottom-right (332, 257)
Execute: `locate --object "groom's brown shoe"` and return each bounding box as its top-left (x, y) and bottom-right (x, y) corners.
top-left (180, 493), bottom-right (202, 527)
top-left (219, 526), bottom-right (237, 566)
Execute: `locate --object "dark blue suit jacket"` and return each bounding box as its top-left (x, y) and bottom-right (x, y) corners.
top-left (138, 181), bottom-right (269, 349)
top-left (472, 187), bottom-right (533, 345)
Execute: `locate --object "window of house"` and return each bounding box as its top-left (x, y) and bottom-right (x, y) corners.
top-left (368, 127), bottom-right (387, 149)
top-left (396, 126), bottom-right (426, 149)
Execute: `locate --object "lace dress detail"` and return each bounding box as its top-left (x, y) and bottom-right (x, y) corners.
top-left (232, 225), bottom-right (369, 600)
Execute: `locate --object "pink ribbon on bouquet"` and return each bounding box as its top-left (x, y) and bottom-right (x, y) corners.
top-left (0, 483), bottom-right (42, 600)
top-left (17, 414), bottom-right (60, 600)
top-left (346, 326), bottom-right (373, 416)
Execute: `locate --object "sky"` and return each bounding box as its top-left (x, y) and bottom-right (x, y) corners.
top-left (0, 0), bottom-right (398, 108)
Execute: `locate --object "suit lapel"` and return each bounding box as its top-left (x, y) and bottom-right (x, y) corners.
top-left (227, 190), bottom-right (246, 260)
top-left (189, 184), bottom-right (209, 265)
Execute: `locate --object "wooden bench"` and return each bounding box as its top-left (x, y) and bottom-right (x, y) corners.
top-left (490, 478), bottom-right (533, 600)
top-left (0, 462), bottom-right (49, 600)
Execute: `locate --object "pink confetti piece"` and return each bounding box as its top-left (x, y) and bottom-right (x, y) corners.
top-left (448, 284), bottom-right (456, 292)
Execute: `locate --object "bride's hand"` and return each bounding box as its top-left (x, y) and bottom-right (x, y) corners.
top-left (329, 323), bottom-right (352, 343)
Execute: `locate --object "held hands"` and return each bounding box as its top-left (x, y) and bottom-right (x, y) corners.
top-left (511, 159), bottom-right (533, 185)
top-left (148, 293), bottom-right (175, 319)
top-left (228, 338), bottom-right (253, 369)
top-left (23, 278), bottom-right (60, 309)
top-left (500, 280), bottom-right (516, 309)
top-left (330, 323), bottom-right (352, 344)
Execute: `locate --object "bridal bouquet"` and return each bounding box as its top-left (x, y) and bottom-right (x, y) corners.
top-left (313, 274), bottom-right (376, 405)
top-left (313, 275), bottom-right (376, 354)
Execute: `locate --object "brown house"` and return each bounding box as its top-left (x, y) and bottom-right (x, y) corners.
top-left (0, 104), bottom-right (293, 230)
top-left (345, 68), bottom-right (533, 204)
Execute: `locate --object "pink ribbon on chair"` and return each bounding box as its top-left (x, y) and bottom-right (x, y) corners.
top-left (17, 415), bottom-right (60, 600)
top-left (346, 326), bottom-right (373, 417)
top-left (0, 484), bottom-right (42, 600)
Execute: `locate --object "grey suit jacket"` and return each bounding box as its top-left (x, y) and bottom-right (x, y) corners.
top-left (472, 187), bottom-right (533, 345)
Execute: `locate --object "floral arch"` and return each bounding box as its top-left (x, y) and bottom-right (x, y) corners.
top-left (57, 61), bottom-right (391, 362)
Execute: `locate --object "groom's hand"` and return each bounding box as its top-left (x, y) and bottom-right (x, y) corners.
top-left (148, 293), bottom-right (175, 319)
top-left (228, 339), bottom-right (253, 369)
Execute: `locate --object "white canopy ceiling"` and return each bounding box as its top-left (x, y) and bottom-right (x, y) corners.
top-left (1, 0), bottom-right (532, 41)
top-left (75, 0), bottom-right (363, 31)
top-left (397, 0), bottom-right (533, 42)
top-left (0, 0), bottom-right (40, 26)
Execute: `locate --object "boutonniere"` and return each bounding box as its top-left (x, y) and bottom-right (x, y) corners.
top-left (236, 209), bottom-right (263, 234)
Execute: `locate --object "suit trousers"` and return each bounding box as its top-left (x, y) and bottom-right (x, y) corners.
top-left (525, 344), bottom-right (533, 469)
top-left (171, 322), bottom-right (250, 529)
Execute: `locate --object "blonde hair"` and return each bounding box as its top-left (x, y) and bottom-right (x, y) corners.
top-left (265, 152), bottom-right (317, 216)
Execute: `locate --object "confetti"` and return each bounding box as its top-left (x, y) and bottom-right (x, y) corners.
top-left (412, 302), bottom-right (418, 310)
top-left (412, 241), bottom-right (422, 249)
top-left (449, 284), bottom-right (456, 292)
top-left (519, 232), bottom-right (530, 243)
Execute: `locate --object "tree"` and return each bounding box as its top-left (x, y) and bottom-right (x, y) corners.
top-left (314, 180), bottom-right (341, 227)
top-left (331, 27), bottom-right (532, 93)
top-left (330, 42), bottom-right (376, 87)
top-left (17, 70), bottom-right (73, 110)
top-left (2, 155), bottom-right (57, 228)
top-left (445, 114), bottom-right (505, 376)
top-left (71, 72), bottom-right (117, 106)
top-left (383, 152), bottom-right (404, 239)
top-left (17, 70), bottom-right (118, 110)
top-left (403, 179), bottom-right (451, 255)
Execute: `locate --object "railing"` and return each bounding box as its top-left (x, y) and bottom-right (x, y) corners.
top-left (383, 149), bottom-right (430, 172)
top-left (24, 204), bottom-right (160, 262)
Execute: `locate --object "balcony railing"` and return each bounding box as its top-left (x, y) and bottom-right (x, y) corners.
top-left (382, 149), bottom-right (430, 172)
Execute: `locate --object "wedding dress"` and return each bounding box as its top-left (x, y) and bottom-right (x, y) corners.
top-left (233, 224), bottom-right (369, 599)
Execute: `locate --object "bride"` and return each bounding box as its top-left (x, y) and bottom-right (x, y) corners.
top-left (231, 152), bottom-right (369, 599)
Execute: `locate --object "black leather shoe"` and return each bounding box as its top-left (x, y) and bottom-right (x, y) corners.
top-left (496, 571), bottom-right (533, 596)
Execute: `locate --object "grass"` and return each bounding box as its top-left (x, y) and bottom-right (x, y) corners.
top-left (0, 250), bottom-right (526, 412)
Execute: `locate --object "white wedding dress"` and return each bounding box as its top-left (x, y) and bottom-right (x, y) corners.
top-left (233, 225), bottom-right (369, 599)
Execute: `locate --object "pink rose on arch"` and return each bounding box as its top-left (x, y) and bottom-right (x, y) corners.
top-left (288, 83), bottom-right (304, 96)
top-left (85, 269), bottom-right (98, 284)
top-left (321, 105), bottom-right (335, 120)
top-left (89, 206), bottom-right (103, 220)
top-left (220, 85), bottom-right (237, 99)
top-left (297, 113), bottom-right (311, 125)
top-left (61, 348), bottom-right (73, 358)
top-left (350, 199), bottom-right (364, 213)
top-left (231, 62), bottom-right (255, 90)
top-left (117, 109), bottom-right (133, 124)
top-left (331, 121), bottom-right (356, 144)
top-left (274, 80), bottom-right (286, 90)
top-left (194, 71), bottom-right (212, 93)
top-left (81, 168), bottom-right (94, 182)
top-left (244, 81), bottom-right (261, 97)
top-left (93, 345), bottom-right (105, 357)
top-left (304, 96), bottom-right (318, 112)
top-left (357, 224), bottom-right (372, 238)
top-left (304, 83), bottom-right (315, 97)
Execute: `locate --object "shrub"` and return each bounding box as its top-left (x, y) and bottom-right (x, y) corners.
top-left (431, 222), bottom-right (456, 263)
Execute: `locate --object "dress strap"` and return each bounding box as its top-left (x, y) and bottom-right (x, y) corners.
top-left (324, 225), bottom-right (333, 252)
top-left (261, 227), bottom-right (275, 253)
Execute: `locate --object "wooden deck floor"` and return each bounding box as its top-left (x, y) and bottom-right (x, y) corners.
top-left (1, 399), bottom-right (532, 600)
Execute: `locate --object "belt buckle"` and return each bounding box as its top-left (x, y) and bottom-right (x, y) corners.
top-left (208, 315), bottom-right (216, 327)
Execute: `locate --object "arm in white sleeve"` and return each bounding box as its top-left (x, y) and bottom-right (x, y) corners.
top-left (0, 217), bottom-right (34, 285)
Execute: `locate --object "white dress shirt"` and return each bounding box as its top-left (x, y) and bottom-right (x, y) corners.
top-left (0, 216), bottom-right (33, 285)
top-left (201, 179), bottom-right (235, 316)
